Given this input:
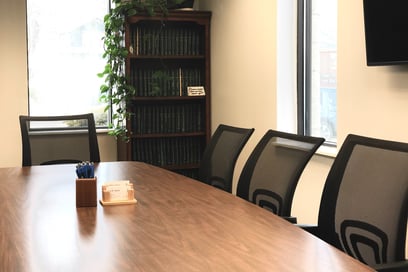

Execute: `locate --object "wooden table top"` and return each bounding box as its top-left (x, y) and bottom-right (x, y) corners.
top-left (0, 161), bottom-right (374, 272)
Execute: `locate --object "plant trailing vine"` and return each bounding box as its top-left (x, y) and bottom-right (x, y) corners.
top-left (98, 0), bottom-right (187, 141)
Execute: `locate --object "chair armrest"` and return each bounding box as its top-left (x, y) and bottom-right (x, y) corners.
top-left (296, 224), bottom-right (323, 238)
top-left (282, 216), bottom-right (297, 224)
top-left (373, 260), bottom-right (408, 272)
top-left (209, 176), bottom-right (227, 191)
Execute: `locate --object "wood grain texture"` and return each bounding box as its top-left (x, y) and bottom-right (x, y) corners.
top-left (0, 162), bottom-right (374, 272)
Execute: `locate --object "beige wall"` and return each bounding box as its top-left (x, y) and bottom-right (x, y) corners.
top-left (198, 0), bottom-right (328, 224)
top-left (0, 0), bottom-right (117, 167)
top-left (0, 0), bottom-right (28, 167)
top-left (198, 0), bottom-right (280, 202)
top-left (338, 1), bottom-right (408, 144)
top-left (200, 0), bottom-right (408, 228)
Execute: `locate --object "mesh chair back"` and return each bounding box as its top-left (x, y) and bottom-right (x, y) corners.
top-left (317, 134), bottom-right (408, 267)
top-left (19, 113), bottom-right (100, 166)
top-left (237, 130), bottom-right (324, 218)
top-left (198, 124), bottom-right (254, 193)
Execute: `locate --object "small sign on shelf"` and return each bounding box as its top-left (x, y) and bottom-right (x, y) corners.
top-left (187, 86), bottom-right (205, 96)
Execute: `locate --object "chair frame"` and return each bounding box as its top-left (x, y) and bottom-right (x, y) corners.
top-left (19, 113), bottom-right (100, 166)
top-left (303, 134), bottom-right (408, 271)
top-left (237, 129), bottom-right (325, 219)
top-left (198, 124), bottom-right (254, 193)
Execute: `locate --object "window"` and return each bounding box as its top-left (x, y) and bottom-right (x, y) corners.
top-left (26, 0), bottom-right (108, 127)
top-left (298, 0), bottom-right (337, 144)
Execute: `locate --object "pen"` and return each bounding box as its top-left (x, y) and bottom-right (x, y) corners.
top-left (76, 162), bottom-right (95, 178)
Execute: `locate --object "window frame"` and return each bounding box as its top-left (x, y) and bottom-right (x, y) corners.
top-left (297, 0), bottom-right (312, 136)
top-left (297, 0), bottom-right (337, 146)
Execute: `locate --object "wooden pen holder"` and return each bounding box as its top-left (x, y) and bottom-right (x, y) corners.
top-left (76, 177), bottom-right (97, 207)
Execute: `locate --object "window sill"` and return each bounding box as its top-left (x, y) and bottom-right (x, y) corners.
top-left (96, 128), bottom-right (110, 134)
top-left (29, 127), bottom-right (110, 136)
top-left (316, 144), bottom-right (337, 158)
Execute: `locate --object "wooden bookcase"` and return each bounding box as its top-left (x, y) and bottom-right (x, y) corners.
top-left (118, 11), bottom-right (212, 179)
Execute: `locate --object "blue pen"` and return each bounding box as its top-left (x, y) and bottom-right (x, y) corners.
top-left (89, 163), bottom-right (95, 178)
top-left (76, 162), bottom-right (95, 178)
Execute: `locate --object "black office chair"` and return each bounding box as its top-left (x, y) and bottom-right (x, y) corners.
top-left (198, 124), bottom-right (254, 193)
top-left (19, 113), bottom-right (100, 166)
top-left (236, 130), bottom-right (325, 223)
top-left (300, 134), bottom-right (408, 272)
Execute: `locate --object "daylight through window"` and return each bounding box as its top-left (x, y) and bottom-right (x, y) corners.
top-left (299, 0), bottom-right (337, 144)
top-left (26, 0), bottom-right (108, 127)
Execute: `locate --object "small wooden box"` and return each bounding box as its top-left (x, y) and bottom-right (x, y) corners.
top-left (76, 177), bottom-right (97, 207)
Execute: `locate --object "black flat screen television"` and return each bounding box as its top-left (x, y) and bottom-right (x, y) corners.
top-left (363, 0), bottom-right (408, 66)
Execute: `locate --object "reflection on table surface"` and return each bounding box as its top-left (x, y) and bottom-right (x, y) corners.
top-left (0, 161), bottom-right (374, 272)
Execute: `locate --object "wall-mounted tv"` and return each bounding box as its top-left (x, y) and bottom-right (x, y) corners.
top-left (363, 0), bottom-right (408, 66)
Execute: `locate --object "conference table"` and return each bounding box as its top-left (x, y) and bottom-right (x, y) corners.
top-left (0, 161), bottom-right (374, 271)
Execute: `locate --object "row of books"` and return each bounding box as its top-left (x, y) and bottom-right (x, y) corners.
top-left (130, 24), bottom-right (203, 56)
top-left (130, 67), bottom-right (202, 96)
top-left (132, 137), bottom-right (204, 166)
top-left (131, 103), bottom-right (204, 134)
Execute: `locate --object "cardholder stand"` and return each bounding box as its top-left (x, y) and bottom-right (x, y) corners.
top-left (100, 181), bottom-right (137, 206)
top-left (76, 177), bottom-right (97, 207)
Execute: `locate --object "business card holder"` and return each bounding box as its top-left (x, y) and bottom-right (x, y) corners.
top-left (99, 180), bottom-right (137, 206)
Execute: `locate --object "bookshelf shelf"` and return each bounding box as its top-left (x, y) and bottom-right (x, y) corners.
top-left (131, 132), bottom-right (206, 139)
top-left (118, 11), bottom-right (212, 179)
top-left (131, 96), bottom-right (206, 102)
top-left (128, 55), bottom-right (206, 60)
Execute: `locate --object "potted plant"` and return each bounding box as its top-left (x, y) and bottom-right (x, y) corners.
top-left (98, 0), bottom-right (193, 141)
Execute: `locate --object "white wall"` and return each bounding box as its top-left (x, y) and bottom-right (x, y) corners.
top-left (0, 0), bottom-right (117, 167)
